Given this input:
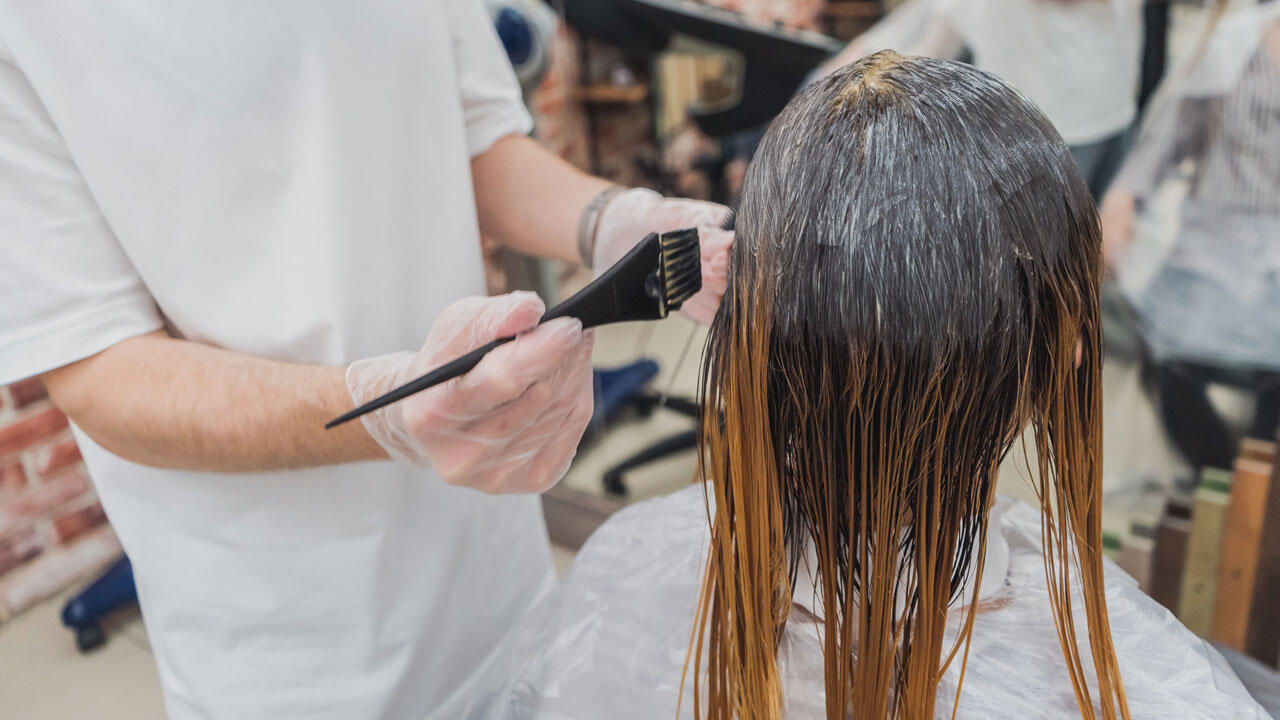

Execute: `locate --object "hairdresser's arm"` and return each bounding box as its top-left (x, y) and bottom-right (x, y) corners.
top-left (41, 290), bottom-right (591, 494)
top-left (471, 134), bottom-right (613, 264)
top-left (42, 330), bottom-right (387, 472)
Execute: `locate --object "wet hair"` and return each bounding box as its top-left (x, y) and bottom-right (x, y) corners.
top-left (688, 52), bottom-right (1128, 719)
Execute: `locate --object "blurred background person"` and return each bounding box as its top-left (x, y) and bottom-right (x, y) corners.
top-left (823, 0), bottom-right (1145, 199)
top-left (1101, 1), bottom-right (1280, 476)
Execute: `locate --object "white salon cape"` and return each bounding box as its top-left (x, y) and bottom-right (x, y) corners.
top-left (433, 485), bottom-right (1269, 719)
top-left (0, 3), bottom-right (552, 718)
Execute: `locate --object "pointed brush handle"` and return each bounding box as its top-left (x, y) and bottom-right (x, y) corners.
top-left (326, 277), bottom-right (621, 428)
top-left (325, 336), bottom-right (513, 428)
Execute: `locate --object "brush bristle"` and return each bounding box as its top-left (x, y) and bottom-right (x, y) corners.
top-left (659, 228), bottom-right (702, 313)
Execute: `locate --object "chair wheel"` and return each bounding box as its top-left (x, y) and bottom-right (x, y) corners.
top-left (75, 624), bottom-right (107, 653)
top-left (603, 472), bottom-right (629, 497)
top-left (634, 394), bottom-right (660, 418)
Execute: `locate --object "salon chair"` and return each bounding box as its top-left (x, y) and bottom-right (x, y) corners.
top-left (600, 395), bottom-right (698, 497)
top-left (583, 360), bottom-right (661, 441)
top-left (583, 360), bottom-right (700, 497)
top-left (61, 555), bottom-right (137, 652)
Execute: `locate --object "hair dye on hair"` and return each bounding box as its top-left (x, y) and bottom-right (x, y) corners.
top-left (688, 52), bottom-right (1129, 720)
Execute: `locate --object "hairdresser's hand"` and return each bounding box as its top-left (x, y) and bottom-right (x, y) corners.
top-left (1099, 190), bottom-right (1136, 271)
top-left (594, 188), bottom-right (733, 325)
top-left (346, 291), bottom-right (594, 494)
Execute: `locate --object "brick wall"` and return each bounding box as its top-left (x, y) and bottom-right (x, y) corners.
top-left (0, 379), bottom-right (120, 624)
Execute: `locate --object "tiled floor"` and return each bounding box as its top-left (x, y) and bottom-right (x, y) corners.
top-left (0, 588), bottom-right (166, 719)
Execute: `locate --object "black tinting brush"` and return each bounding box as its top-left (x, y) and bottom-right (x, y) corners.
top-left (325, 228), bottom-right (701, 429)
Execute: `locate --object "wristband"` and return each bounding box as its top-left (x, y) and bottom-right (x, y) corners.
top-left (576, 185), bottom-right (625, 269)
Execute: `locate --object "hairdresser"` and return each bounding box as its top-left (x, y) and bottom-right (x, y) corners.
top-left (822, 0), bottom-right (1143, 199)
top-left (0, 5), bottom-right (730, 719)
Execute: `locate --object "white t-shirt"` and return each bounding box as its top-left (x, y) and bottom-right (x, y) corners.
top-left (941, 0), bottom-right (1143, 145)
top-left (0, 3), bottom-right (552, 718)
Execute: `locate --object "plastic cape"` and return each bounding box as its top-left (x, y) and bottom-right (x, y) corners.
top-left (429, 485), bottom-right (1266, 719)
top-left (1111, 2), bottom-right (1280, 368)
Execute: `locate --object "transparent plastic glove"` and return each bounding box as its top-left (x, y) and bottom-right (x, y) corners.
top-left (346, 291), bottom-right (594, 494)
top-left (594, 187), bottom-right (733, 325)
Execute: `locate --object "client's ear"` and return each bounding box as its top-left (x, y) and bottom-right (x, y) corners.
top-left (1075, 337), bottom-right (1083, 369)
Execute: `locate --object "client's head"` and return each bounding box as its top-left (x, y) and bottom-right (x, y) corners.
top-left (692, 52), bottom-right (1126, 719)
